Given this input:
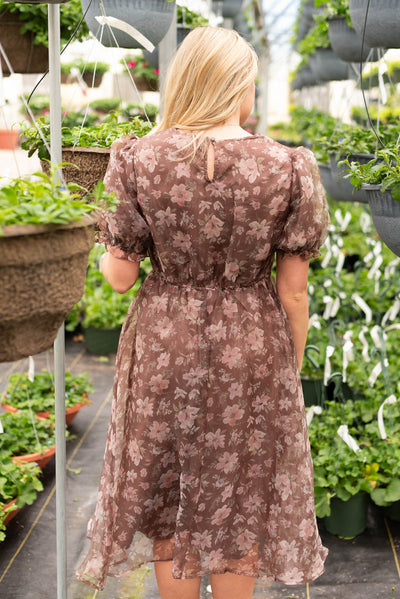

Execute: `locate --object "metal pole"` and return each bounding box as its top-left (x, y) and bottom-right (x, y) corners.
top-left (48, 5), bottom-right (67, 599)
top-left (158, 3), bottom-right (177, 119)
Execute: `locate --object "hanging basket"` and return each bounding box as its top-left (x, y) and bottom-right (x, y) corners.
top-left (363, 185), bottom-right (400, 257)
top-left (41, 147), bottom-right (110, 193)
top-left (310, 48), bottom-right (351, 82)
top-left (81, 71), bottom-right (104, 88)
top-left (328, 16), bottom-right (379, 62)
top-left (212, 0), bottom-right (243, 19)
top-left (80, 0), bottom-right (176, 49)
top-left (0, 218), bottom-right (95, 363)
top-left (329, 153), bottom-right (372, 204)
top-left (324, 492), bottom-right (369, 538)
top-left (0, 13), bottom-right (49, 75)
top-left (318, 162), bottom-right (351, 202)
top-left (349, 0), bottom-right (400, 49)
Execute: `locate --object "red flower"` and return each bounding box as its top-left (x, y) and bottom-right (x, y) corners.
top-left (154, 68), bottom-right (159, 75)
top-left (128, 60), bottom-right (136, 68)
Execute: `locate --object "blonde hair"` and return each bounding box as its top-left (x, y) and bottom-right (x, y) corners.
top-left (157, 27), bottom-right (258, 136)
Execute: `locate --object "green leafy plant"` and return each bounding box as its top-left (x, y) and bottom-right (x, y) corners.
top-left (2, 370), bottom-right (92, 414)
top-left (0, 0), bottom-right (90, 47)
top-left (316, 0), bottom-right (352, 25)
top-left (340, 146), bottom-right (400, 200)
top-left (0, 172), bottom-right (116, 229)
top-left (177, 5), bottom-right (209, 28)
top-left (0, 412), bottom-right (55, 460)
top-left (121, 102), bottom-right (159, 123)
top-left (123, 53), bottom-right (159, 86)
top-left (297, 20), bottom-right (330, 57)
top-left (21, 113), bottom-right (152, 160)
top-left (89, 98), bottom-right (121, 113)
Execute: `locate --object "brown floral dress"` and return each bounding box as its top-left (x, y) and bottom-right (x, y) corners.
top-left (76, 129), bottom-right (329, 590)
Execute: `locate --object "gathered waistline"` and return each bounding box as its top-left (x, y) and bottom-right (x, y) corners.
top-left (150, 272), bottom-right (269, 291)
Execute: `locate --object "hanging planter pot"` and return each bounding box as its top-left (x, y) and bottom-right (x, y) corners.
top-left (363, 185), bottom-right (400, 257)
top-left (349, 0), bottom-right (400, 49)
top-left (318, 162), bottom-right (350, 202)
top-left (212, 0), bottom-right (243, 19)
top-left (80, 0), bottom-right (176, 49)
top-left (299, 65), bottom-right (319, 87)
top-left (310, 48), bottom-right (351, 82)
top-left (327, 16), bottom-right (380, 62)
top-left (41, 147), bottom-right (110, 193)
top-left (0, 13), bottom-right (49, 75)
top-left (324, 492), bottom-right (369, 538)
top-left (0, 219), bottom-right (95, 363)
top-left (329, 153), bottom-right (372, 204)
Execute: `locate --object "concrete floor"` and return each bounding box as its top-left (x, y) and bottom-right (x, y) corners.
top-left (0, 337), bottom-right (400, 599)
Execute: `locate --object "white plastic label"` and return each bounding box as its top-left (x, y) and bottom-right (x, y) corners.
top-left (94, 16), bottom-right (155, 52)
top-left (377, 395), bottom-right (397, 440)
top-left (307, 405), bottom-right (322, 427)
top-left (28, 356), bottom-right (35, 383)
top-left (352, 294), bottom-right (372, 323)
top-left (369, 361), bottom-right (382, 386)
top-left (342, 331), bottom-right (354, 383)
top-left (309, 314), bottom-right (321, 330)
top-left (368, 254), bottom-right (383, 280)
top-left (324, 345), bottom-right (335, 385)
top-left (359, 326), bottom-right (370, 362)
top-left (337, 425), bottom-right (360, 453)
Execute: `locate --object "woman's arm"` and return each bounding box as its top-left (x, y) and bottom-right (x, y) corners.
top-left (275, 252), bottom-right (310, 371)
top-left (100, 250), bottom-right (140, 294)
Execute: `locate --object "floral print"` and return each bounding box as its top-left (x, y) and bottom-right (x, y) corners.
top-left (76, 129), bottom-right (329, 590)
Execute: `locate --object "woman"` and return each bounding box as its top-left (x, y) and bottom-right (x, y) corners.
top-left (77, 27), bottom-right (329, 599)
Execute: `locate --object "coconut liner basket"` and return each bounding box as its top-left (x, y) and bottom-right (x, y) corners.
top-left (40, 147), bottom-right (111, 193)
top-left (0, 217), bottom-right (95, 363)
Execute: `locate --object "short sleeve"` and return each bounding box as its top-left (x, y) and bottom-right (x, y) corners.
top-left (96, 135), bottom-right (152, 262)
top-left (276, 146), bottom-right (330, 260)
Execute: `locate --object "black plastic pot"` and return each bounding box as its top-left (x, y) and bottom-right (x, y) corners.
top-left (310, 48), bottom-right (351, 82)
top-left (212, 0), bottom-right (243, 19)
top-left (84, 326), bottom-right (122, 355)
top-left (328, 16), bottom-right (379, 62)
top-left (349, 0), bottom-right (400, 49)
top-left (324, 492), bottom-right (369, 538)
top-left (80, 0), bottom-right (176, 49)
top-left (318, 162), bottom-right (352, 203)
top-left (363, 185), bottom-right (400, 257)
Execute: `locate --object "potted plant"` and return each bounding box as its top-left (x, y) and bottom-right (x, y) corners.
top-left (0, 461), bottom-right (43, 539)
top-left (349, 0), bottom-right (400, 49)
top-left (341, 147), bottom-right (400, 256)
top-left (80, 0), bottom-right (176, 49)
top-left (1, 370), bottom-right (92, 425)
top-left (0, 0), bottom-right (89, 75)
top-left (88, 98), bottom-right (121, 114)
top-left (0, 172), bottom-right (116, 362)
top-left (21, 114), bottom-right (152, 192)
top-left (122, 53), bottom-right (159, 91)
top-left (298, 20), bottom-right (351, 81)
top-left (316, 0), bottom-right (378, 62)
top-left (0, 411), bottom-right (57, 469)
top-left (121, 102), bottom-right (158, 123)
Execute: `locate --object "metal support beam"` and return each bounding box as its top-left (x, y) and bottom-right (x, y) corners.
top-left (48, 5), bottom-right (67, 599)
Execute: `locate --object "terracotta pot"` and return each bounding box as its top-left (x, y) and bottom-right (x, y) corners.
top-left (0, 129), bottom-right (20, 149)
top-left (0, 218), bottom-right (95, 363)
top-left (350, 0), bottom-right (400, 49)
top-left (80, 0), bottom-right (176, 49)
top-left (41, 147), bottom-right (110, 194)
top-left (3, 498), bottom-right (19, 527)
top-left (12, 444), bottom-right (56, 470)
top-left (0, 13), bottom-right (49, 75)
top-left (2, 397), bottom-right (90, 425)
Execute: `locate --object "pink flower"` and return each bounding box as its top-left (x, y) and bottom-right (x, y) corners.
top-left (154, 68), bottom-right (159, 75)
top-left (228, 383), bottom-right (243, 401)
top-left (149, 421), bottom-right (170, 442)
top-left (221, 345), bottom-right (242, 369)
top-left (247, 327), bottom-right (264, 351)
top-left (248, 219), bottom-right (269, 240)
top-left (183, 367), bottom-right (208, 386)
top-left (149, 374), bottom-right (169, 394)
top-left (159, 469), bottom-right (179, 489)
top-left (170, 183), bottom-right (193, 206)
top-left (222, 404), bottom-right (244, 425)
top-left (157, 352), bottom-right (170, 369)
top-left (238, 158), bottom-right (259, 183)
top-left (205, 428), bottom-right (225, 449)
top-left (236, 530), bottom-right (257, 551)
top-left (128, 60), bottom-right (136, 68)
top-left (155, 207), bottom-right (176, 227)
top-left (172, 231), bottom-right (191, 252)
top-left (177, 406), bottom-right (199, 432)
top-left (211, 505), bottom-right (231, 525)
top-left (216, 451), bottom-right (239, 474)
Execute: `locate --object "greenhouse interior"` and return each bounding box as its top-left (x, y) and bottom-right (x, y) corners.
top-left (1, 0), bottom-right (400, 597)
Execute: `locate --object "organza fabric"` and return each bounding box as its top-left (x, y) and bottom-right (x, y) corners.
top-left (76, 129), bottom-right (329, 590)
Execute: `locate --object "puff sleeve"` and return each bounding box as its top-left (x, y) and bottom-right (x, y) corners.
top-left (276, 146), bottom-right (330, 260)
top-left (96, 135), bottom-right (152, 262)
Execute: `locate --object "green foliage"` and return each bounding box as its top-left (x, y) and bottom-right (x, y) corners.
top-left (121, 103), bottom-right (159, 123)
top-left (21, 113), bottom-right (152, 160)
top-left (2, 371), bottom-right (92, 414)
top-left (340, 146), bottom-right (400, 200)
top-left (316, 0), bottom-right (352, 25)
top-left (0, 412), bottom-right (55, 460)
top-left (0, 172), bottom-right (116, 229)
top-left (62, 59), bottom-right (109, 76)
top-left (0, 460), bottom-right (43, 508)
top-left (297, 20), bottom-right (330, 57)
top-left (89, 98), bottom-right (121, 113)
top-left (123, 53), bottom-right (159, 84)
top-left (0, 0), bottom-right (89, 47)
top-left (177, 5), bottom-right (209, 27)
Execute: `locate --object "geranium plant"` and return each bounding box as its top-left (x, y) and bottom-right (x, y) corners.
top-left (123, 53), bottom-right (159, 87)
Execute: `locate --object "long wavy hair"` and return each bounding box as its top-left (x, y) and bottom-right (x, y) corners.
top-left (156, 27), bottom-right (258, 140)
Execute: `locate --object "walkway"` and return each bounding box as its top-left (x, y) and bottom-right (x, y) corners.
top-left (0, 338), bottom-right (400, 599)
